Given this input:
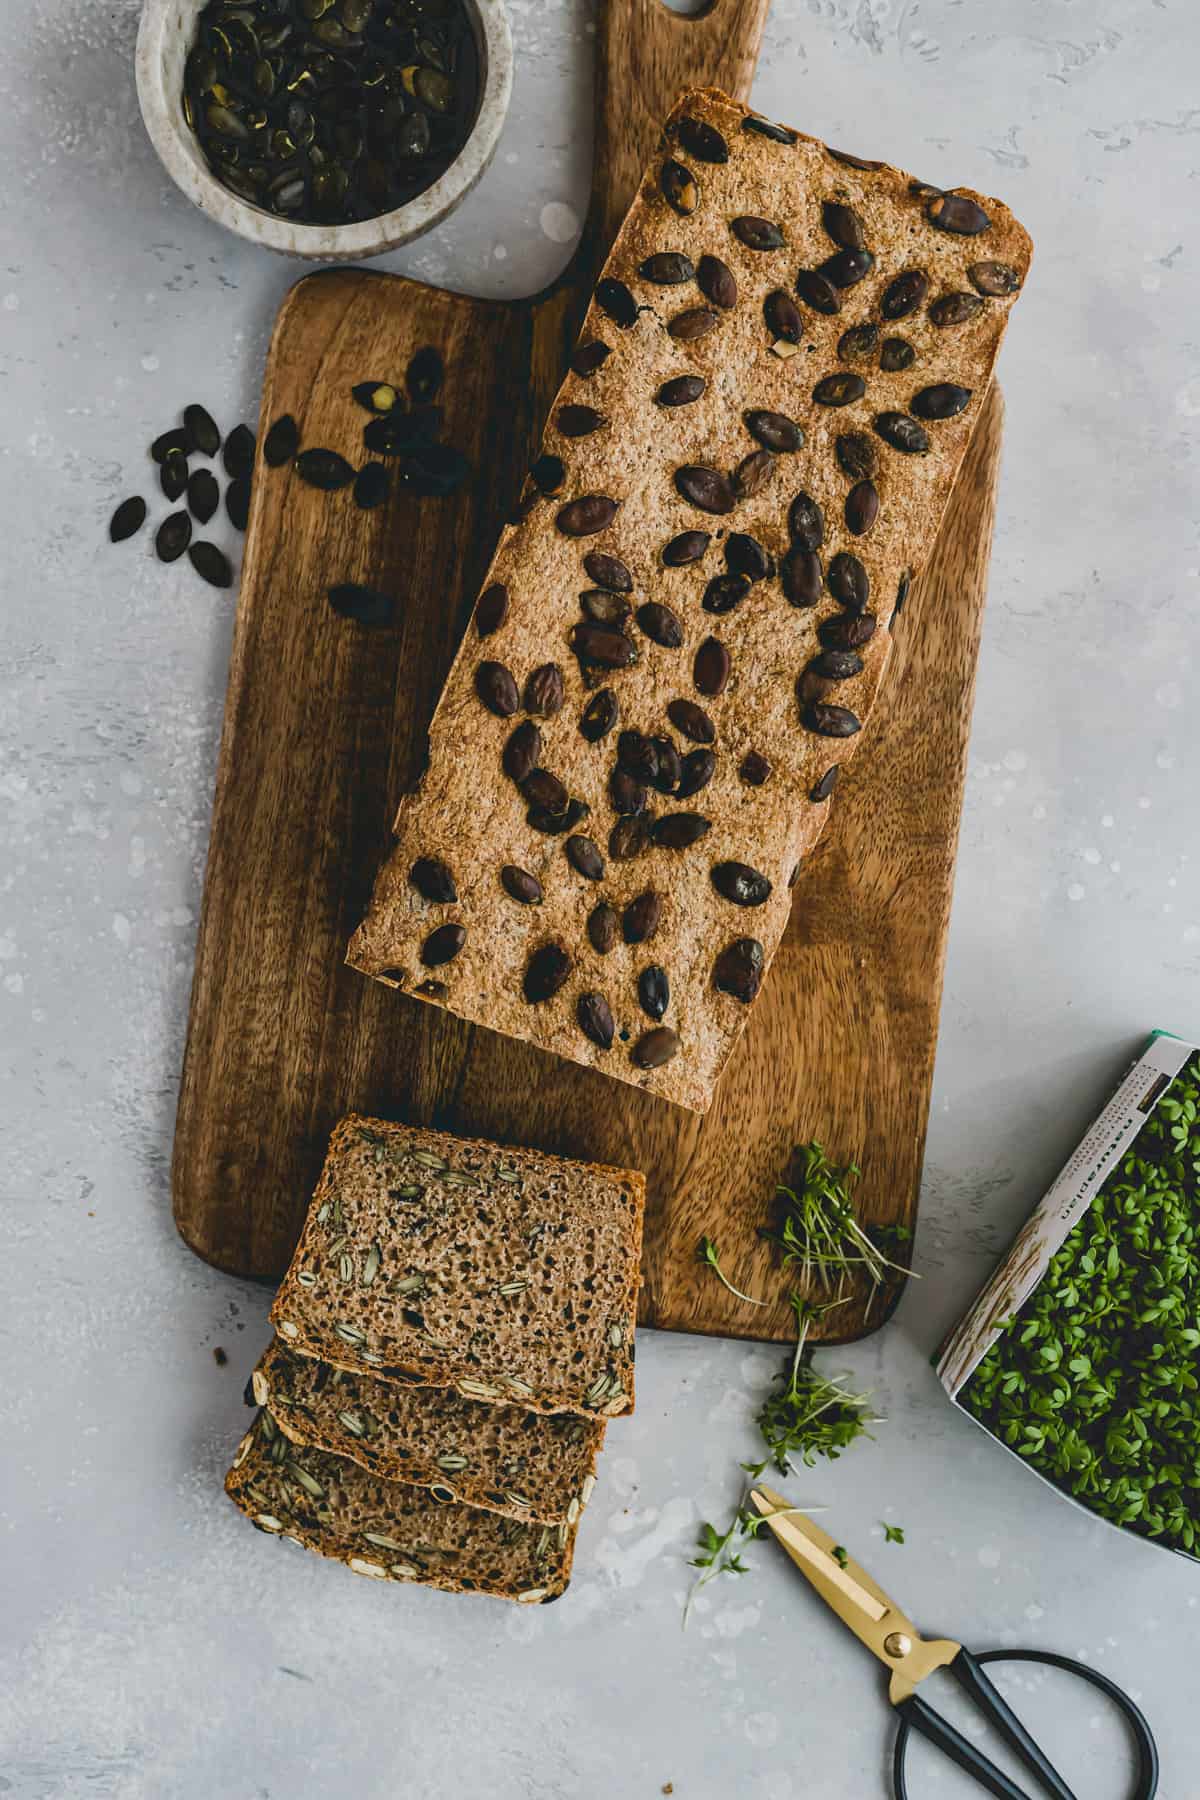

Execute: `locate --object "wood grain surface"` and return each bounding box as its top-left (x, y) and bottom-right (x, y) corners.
top-left (172, 0), bottom-right (1003, 1344)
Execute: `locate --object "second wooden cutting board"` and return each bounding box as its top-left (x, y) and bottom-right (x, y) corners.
top-left (172, 0), bottom-right (1004, 1343)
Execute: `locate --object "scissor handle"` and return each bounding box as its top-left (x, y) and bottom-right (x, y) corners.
top-left (892, 1647), bottom-right (1159, 1800)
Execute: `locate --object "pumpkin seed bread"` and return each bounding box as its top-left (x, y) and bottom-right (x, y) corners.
top-left (347, 85), bottom-right (1031, 1113)
top-left (270, 1114), bottom-right (643, 1417)
top-left (251, 1336), bottom-right (605, 1524)
top-left (226, 1410), bottom-right (575, 1602)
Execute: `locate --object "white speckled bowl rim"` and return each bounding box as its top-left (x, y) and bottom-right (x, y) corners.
top-left (135, 0), bottom-right (513, 259)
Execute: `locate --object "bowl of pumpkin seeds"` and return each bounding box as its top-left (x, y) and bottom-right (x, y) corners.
top-left (136, 0), bottom-right (512, 257)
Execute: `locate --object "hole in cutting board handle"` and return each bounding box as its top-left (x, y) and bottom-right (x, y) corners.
top-left (657, 0), bottom-right (716, 18)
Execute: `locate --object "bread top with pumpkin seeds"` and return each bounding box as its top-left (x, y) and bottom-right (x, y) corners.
top-left (252, 1335), bottom-right (605, 1524)
top-left (270, 1114), bottom-right (643, 1417)
top-left (226, 1410), bottom-right (576, 1604)
top-left (347, 85), bottom-right (1030, 1114)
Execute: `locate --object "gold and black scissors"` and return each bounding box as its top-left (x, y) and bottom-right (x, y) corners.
top-left (748, 1486), bottom-right (1159, 1800)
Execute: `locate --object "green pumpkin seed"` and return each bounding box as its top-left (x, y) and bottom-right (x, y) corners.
top-left (187, 467), bottom-right (220, 523)
top-left (188, 541), bottom-right (233, 588)
top-left (206, 102), bottom-right (248, 141)
top-left (155, 511), bottom-right (191, 563)
top-left (225, 475), bottom-right (251, 532)
top-left (160, 452), bottom-right (188, 502)
top-left (108, 496), bottom-right (146, 542)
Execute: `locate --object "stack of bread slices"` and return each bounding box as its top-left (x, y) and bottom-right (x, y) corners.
top-left (226, 1114), bottom-right (645, 1602)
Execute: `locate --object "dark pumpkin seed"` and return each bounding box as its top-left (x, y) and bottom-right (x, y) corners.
top-left (666, 698), bottom-right (715, 744)
top-left (581, 589), bottom-right (631, 627)
top-left (676, 748), bottom-right (715, 800)
top-left (609, 767), bottom-right (646, 816)
top-left (421, 923), bottom-right (465, 967)
top-left (669, 306), bottom-right (720, 342)
top-left (838, 323), bottom-right (879, 362)
top-left (845, 480), bottom-right (879, 537)
top-left (352, 462), bottom-right (390, 510)
top-left (794, 268), bottom-right (841, 315)
top-left (835, 432), bottom-right (877, 481)
top-left (764, 289), bottom-right (803, 343)
top-left (781, 547), bottom-right (823, 608)
top-left (968, 259), bottom-right (1022, 297)
top-left (810, 765), bottom-right (840, 802)
top-left (524, 663), bottom-right (565, 717)
top-left (596, 277), bottom-right (639, 330)
top-left (475, 583), bottom-right (509, 637)
top-left (912, 383), bottom-right (973, 420)
top-left (556, 494), bottom-right (619, 537)
top-left (327, 583), bottom-right (392, 625)
top-left (880, 269), bottom-right (929, 320)
top-left (874, 411), bottom-right (930, 454)
top-left (880, 337), bottom-right (916, 372)
top-left (577, 992), bottom-right (615, 1050)
top-left (675, 115), bottom-right (728, 163)
top-left (188, 541), bottom-right (233, 589)
top-left (825, 146), bottom-right (883, 171)
top-left (571, 341), bottom-right (611, 378)
top-left (583, 551), bottom-right (633, 593)
top-left (731, 215), bottom-right (784, 251)
top-left (713, 937), bottom-right (765, 1003)
top-left (222, 424), bottom-right (255, 480)
top-left (788, 492), bottom-right (824, 550)
top-left (742, 114), bottom-right (796, 145)
top-left (712, 862), bottom-right (771, 906)
top-left (406, 346), bottom-right (444, 404)
top-left (927, 192), bottom-right (991, 235)
top-left (663, 530), bottom-right (711, 567)
top-left (632, 1026), bottom-right (679, 1069)
top-left (661, 158), bottom-right (699, 214)
top-left (530, 797), bottom-right (588, 836)
top-left (803, 701), bottom-right (861, 738)
top-left (649, 738), bottom-right (682, 796)
top-left (739, 751), bottom-right (771, 786)
top-left (571, 622), bottom-right (638, 669)
top-left (657, 374), bottom-right (707, 408)
top-left (523, 944), bottom-right (571, 1004)
top-left (821, 201), bottom-right (867, 250)
top-left (809, 649), bottom-right (864, 680)
top-left (410, 857), bottom-right (457, 903)
top-left (675, 465), bottom-right (735, 514)
top-left (183, 404), bottom-right (220, 456)
top-left (151, 427), bottom-right (191, 463)
top-left (566, 835), bottom-right (605, 881)
top-left (732, 449), bottom-right (775, 499)
top-left (623, 891), bottom-right (662, 945)
top-left (725, 533), bottom-right (773, 581)
top-left (579, 688), bottom-right (619, 742)
top-left (696, 254), bottom-right (738, 310)
top-left (295, 447), bottom-right (355, 490)
top-left (743, 410), bottom-right (803, 454)
top-left (588, 902), bottom-right (620, 953)
top-left (693, 636), bottom-right (730, 697)
top-left (638, 965), bottom-right (669, 1021)
top-left (523, 768), bottom-right (569, 815)
top-left (653, 812), bottom-right (710, 849)
top-left (401, 442), bottom-right (470, 498)
top-left (702, 573), bottom-right (749, 615)
top-left (109, 496), bottom-right (146, 542)
top-left (636, 602), bottom-right (684, 648)
top-left (476, 661), bottom-right (519, 718)
top-left (639, 251), bottom-right (695, 284)
top-left (502, 721), bottom-right (542, 783)
top-left (363, 413), bottom-right (439, 457)
top-left (187, 467), bottom-right (220, 523)
top-left (819, 611), bottom-right (876, 651)
top-left (351, 381), bottom-right (398, 415)
top-left (818, 247), bottom-right (874, 288)
top-left (501, 865), bottom-right (543, 906)
top-left (617, 731), bottom-right (660, 783)
top-left (929, 292), bottom-right (984, 327)
top-left (160, 453), bottom-right (188, 502)
top-left (531, 454), bottom-right (566, 495)
top-left (556, 405), bottom-right (607, 438)
top-left (827, 551), bottom-right (870, 612)
top-left (155, 511), bottom-right (192, 563)
top-left (609, 815), bottom-right (651, 861)
top-left (813, 372), bottom-right (866, 407)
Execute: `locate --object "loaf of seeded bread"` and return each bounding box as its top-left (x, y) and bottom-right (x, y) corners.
top-left (251, 1336), bottom-right (605, 1524)
top-left (270, 1114), bottom-right (643, 1417)
top-left (347, 87), bottom-right (1031, 1113)
top-left (226, 1409), bottom-right (575, 1602)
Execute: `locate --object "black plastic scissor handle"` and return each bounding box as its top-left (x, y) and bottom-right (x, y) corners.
top-left (892, 1647), bottom-right (1159, 1800)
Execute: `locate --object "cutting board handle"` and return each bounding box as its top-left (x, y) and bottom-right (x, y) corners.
top-left (581, 0), bottom-right (772, 282)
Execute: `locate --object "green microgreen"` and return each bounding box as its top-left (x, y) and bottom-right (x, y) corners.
top-left (684, 1493), bottom-right (826, 1625)
top-left (962, 1052), bottom-right (1200, 1556)
top-left (763, 1142), bottom-right (914, 1318)
top-left (697, 1235), bottom-right (767, 1307)
top-left (831, 1544), bottom-right (849, 1569)
top-left (881, 1522), bottom-right (906, 1544)
top-left (743, 1295), bottom-right (881, 1478)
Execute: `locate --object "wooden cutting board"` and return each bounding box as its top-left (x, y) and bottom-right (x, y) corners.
top-left (172, 0), bottom-right (1005, 1344)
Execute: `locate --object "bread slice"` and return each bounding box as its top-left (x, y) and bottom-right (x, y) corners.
top-left (347, 85), bottom-right (1031, 1114)
top-left (251, 1336), bottom-right (605, 1525)
top-left (270, 1114), bottom-right (643, 1417)
top-left (226, 1410), bottom-right (575, 1602)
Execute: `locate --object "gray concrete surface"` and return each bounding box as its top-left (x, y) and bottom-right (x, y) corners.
top-left (2, 1), bottom-right (1198, 1794)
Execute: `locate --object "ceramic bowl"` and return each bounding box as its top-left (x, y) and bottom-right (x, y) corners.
top-left (135, 0), bottom-right (513, 259)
